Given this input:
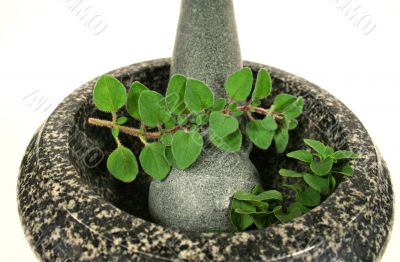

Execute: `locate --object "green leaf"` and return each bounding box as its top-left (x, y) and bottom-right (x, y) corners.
top-left (251, 202), bottom-right (270, 211)
top-left (288, 202), bottom-right (310, 214)
top-left (177, 115), bottom-right (188, 126)
top-left (250, 100), bottom-right (261, 108)
top-left (303, 174), bottom-right (329, 193)
top-left (274, 127), bottom-right (289, 153)
top-left (231, 109), bottom-right (243, 117)
top-left (287, 150), bottom-right (313, 162)
top-left (274, 206), bottom-right (302, 223)
top-left (261, 115), bottom-right (278, 130)
top-left (282, 97), bottom-right (304, 119)
top-left (93, 75), bottom-right (127, 113)
top-left (111, 127), bottom-right (119, 138)
top-left (233, 192), bottom-right (270, 210)
top-left (172, 130), bottom-right (203, 169)
top-left (209, 111), bottom-right (239, 138)
top-left (246, 120), bottom-right (275, 150)
top-left (255, 190), bottom-right (283, 202)
top-left (297, 187), bottom-right (320, 206)
top-left (126, 81), bottom-right (149, 119)
top-left (209, 129), bottom-right (242, 152)
top-left (234, 209), bottom-right (269, 215)
top-left (116, 116), bottom-right (128, 125)
top-left (329, 174), bottom-right (336, 189)
top-left (333, 150), bottom-right (358, 160)
top-left (230, 199), bottom-right (255, 231)
top-left (304, 139), bottom-right (326, 156)
top-left (107, 146), bottom-right (138, 183)
top-left (228, 103), bottom-right (237, 111)
top-left (138, 90), bottom-right (169, 127)
top-left (284, 184), bottom-right (303, 194)
top-left (333, 164), bottom-right (354, 176)
top-left (139, 142), bottom-right (170, 180)
top-left (166, 74), bottom-right (187, 114)
top-left (233, 191), bottom-right (257, 201)
top-left (253, 216), bottom-right (267, 229)
top-left (184, 79), bottom-right (214, 112)
top-left (160, 133), bottom-right (173, 146)
top-left (272, 94), bottom-right (297, 112)
top-left (324, 146), bottom-right (334, 157)
top-left (211, 98), bottom-right (227, 112)
top-left (252, 68), bottom-right (272, 100)
top-left (279, 169), bottom-right (304, 178)
top-left (164, 117), bottom-right (176, 129)
top-left (288, 119), bottom-right (298, 130)
top-left (165, 146), bottom-right (176, 167)
top-left (195, 114), bottom-right (209, 126)
top-left (252, 184), bottom-right (264, 195)
top-left (225, 67), bottom-right (253, 101)
top-left (310, 157), bottom-right (333, 176)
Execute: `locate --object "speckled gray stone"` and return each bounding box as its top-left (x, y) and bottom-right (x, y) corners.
top-left (171, 0), bottom-right (242, 96)
top-left (149, 0), bottom-right (260, 232)
top-left (18, 59), bottom-right (394, 261)
top-left (149, 146), bottom-right (259, 232)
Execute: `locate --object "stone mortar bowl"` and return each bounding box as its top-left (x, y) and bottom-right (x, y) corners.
top-left (18, 58), bottom-right (393, 261)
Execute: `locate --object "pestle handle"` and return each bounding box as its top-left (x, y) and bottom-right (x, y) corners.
top-left (171, 0), bottom-right (242, 98)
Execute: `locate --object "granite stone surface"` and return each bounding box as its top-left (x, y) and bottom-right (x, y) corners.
top-left (171, 0), bottom-right (242, 96)
top-left (150, 0), bottom-right (260, 232)
top-left (18, 59), bottom-right (394, 261)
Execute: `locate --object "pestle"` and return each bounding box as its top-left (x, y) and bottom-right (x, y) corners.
top-left (148, 0), bottom-right (260, 232)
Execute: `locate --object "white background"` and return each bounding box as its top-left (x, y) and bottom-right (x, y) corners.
top-left (0, 0), bottom-right (399, 261)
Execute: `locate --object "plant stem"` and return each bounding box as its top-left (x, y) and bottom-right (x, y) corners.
top-left (246, 111), bottom-right (255, 120)
top-left (88, 118), bottom-right (180, 138)
top-left (88, 104), bottom-right (283, 140)
top-left (110, 112), bottom-right (123, 146)
top-left (236, 105), bottom-right (283, 120)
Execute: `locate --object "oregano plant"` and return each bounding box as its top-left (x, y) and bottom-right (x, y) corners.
top-left (230, 139), bottom-right (358, 231)
top-left (88, 67), bottom-right (304, 182)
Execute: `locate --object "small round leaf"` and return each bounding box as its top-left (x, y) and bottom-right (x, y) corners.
top-left (333, 150), bottom-right (358, 160)
top-left (246, 120), bottom-right (275, 150)
top-left (310, 157), bottom-right (333, 176)
top-left (303, 174), bottom-right (329, 192)
top-left (93, 75), bottom-right (127, 112)
top-left (274, 127), bottom-right (289, 153)
top-left (209, 129), bottom-right (242, 152)
top-left (172, 130), bottom-right (203, 169)
top-left (209, 111), bottom-right (239, 138)
top-left (107, 146), bottom-right (138, 183)
top-left (138, 90), bottom-right (169, 127)
top-left (126, 81), bottom-right (149, 120)
top-left (333, 164), bottom-right (354, 176)
top-left (287, 150), bottom-right (313, 162)
top-left (211, 98), bottom-right (227, 112)
top-left (184, 79), bottom-right (214, 112)
top-left (297, 187), bottom-right (321, 207)
top-left (252, 68), bottom-right (272, 100)
top-left (304, 139), bottom-right (326, 156)
top-left (116, 116), bottom-right (128, 125)
top-left (272, 94), bottom-right (297, 112)
top-left (225, 67), bottom-right (253, 102)
top-left (166, 74), bottom-right (187, 114)
top-left (111, 127), bottom-right (119, 138)
top-left (261, 115), bottom-right (278, 130)
top-left (139, 142), bottom-right (170, 180)
top-left (279, 169), bottom-right (304, 178)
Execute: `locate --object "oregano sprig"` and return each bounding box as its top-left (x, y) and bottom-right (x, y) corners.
top-left (230, 139), bottom-right (358, 231)
top-left (88, 67), bottom-right (304, 182)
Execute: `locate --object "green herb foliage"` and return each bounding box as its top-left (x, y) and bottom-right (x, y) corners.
top-left (89, 68), bottom-right (303, 182)
top-left (230, 139), bottom-right (358, 231)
